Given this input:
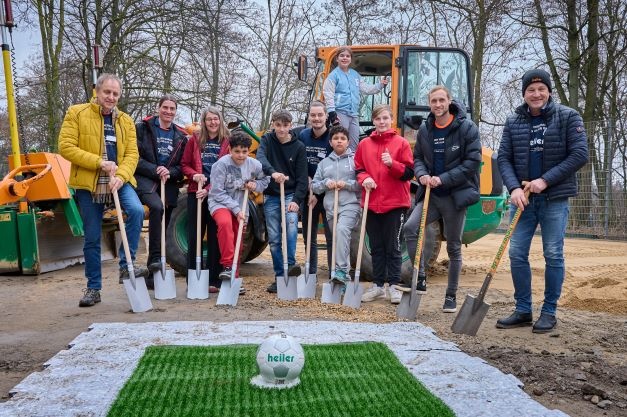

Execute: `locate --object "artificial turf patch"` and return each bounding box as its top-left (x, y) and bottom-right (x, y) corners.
top-left (107, 342), bottom-right (454, 417)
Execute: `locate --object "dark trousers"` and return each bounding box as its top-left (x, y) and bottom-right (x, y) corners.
top-left (366, 208), bottom-right (406, 287)
top-left (186, 193), bottom-right (222, 286)
top-left (139, 191), bottom-right (175, 265)
top-left (301, 197), bottom-right (332, 274)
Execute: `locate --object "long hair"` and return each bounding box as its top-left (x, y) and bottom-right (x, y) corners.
top-left (198, 106), bottom-right (229, 148)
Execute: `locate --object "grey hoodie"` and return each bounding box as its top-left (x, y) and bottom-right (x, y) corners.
top-left (311, 150), bottom-right (361, 213)
top-left (208, 155), bottom-right (270, 216)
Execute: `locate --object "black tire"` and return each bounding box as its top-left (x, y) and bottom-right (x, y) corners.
top-left (349, 218), bottom-right (442, 284)
top-left (165, 195), bottom-right (268, 276)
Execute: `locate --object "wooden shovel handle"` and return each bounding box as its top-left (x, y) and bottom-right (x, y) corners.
top-left (112, 189), bottom-right (133, 267)
top-left (231, 188), bottom-right (249, 273)
top-left (413, 185), bottom-right (431, 268)
top-left (304, 188), bottom-right (314, 268)
top-left (330, 187), bottom-right (339, 275)
top-left (161, 180), bottom-right (166, 257)
top-left (196, 197), bottom-right (202, 258)
top-left (280, 182), bottom-right (287, 264)
top-left (354, 188), bottom-right (371, 273)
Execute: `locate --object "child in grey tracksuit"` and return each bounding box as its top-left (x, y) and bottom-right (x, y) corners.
top-left (209, 132), bottom-right (270, 278)
top-left (311, 126), bottom-right (361, 284)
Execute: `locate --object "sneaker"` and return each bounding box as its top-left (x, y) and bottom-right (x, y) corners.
top-left (78, 288), bottom-right (101, 307)
top-left (416, 274), bottom-right (427, 293)
top-left (389, 286), bottom-right (402, 304)
top-left (219, 267), bottom-right (232, 280)
top-left (239, 285), bottom-right (246, 295)
top-left (119, 267), bottom-right (149, 284)
top-left (331, 270), bottom-right (348, 285)
top-left (147, 261), bottom-right (161, 274)
top-left (442, 296), bottom-right (457, 313)
top-left (267, 281), bottom-right (277, 293)
top-left (361, 285), bottom-right (385, 302)
top-left (145, 274), bottom-right (154, 290)
top-left (209, 285), bottom-right (219, 294)
top-left (288, 264), bottom-right (301, 276)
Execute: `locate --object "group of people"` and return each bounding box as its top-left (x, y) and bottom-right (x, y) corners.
top-left (58, 47), bottom-right (588, 334)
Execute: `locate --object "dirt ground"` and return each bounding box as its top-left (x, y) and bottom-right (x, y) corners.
top-left (0, 234), bottom-right (626, 417)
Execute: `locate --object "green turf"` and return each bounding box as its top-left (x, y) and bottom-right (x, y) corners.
top-left (107, 342), bottom-right (454, 417)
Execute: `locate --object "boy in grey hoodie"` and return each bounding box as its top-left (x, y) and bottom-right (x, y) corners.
top-left (209, 132), bottom-right (270, 279)
top-left (311, 126), bottom-right (361, 286)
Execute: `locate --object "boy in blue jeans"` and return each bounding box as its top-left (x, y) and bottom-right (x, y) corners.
top-left (257, 110), bottom-right (308, 293)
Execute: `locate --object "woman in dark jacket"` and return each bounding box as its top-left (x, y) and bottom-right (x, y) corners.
top-left (180, 106), bottom-right (230, 290)
top-left (134, 94), bottom-right (187, 273)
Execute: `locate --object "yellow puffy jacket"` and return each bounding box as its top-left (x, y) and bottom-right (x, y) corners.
top-left (58, 100), bottom-right (138, 192)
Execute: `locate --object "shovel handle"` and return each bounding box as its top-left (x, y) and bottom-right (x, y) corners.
top-left (354, 188), bottom-right (370, 282)
top-left (330, 186), bottom-right (339, 276)
top-left (280, 181), bottom-right (288, 274)
top-left (161, 180), bottom-right (166, 258)
top-left (304, 188), bottom-right (314, 276)
top-left (476, 188), bottom-right (530, 303)
top-left (196, 197), bottom-right (203, 258)
top-left (231, 188), bottom-right (249, 281)
top-left (112, 189), bottom-right (136, 288)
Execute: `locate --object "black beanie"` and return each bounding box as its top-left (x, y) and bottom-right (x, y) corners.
top-left (522, 69), bottom-right (552, 96)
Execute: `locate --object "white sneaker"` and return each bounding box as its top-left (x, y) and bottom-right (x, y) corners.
top-left (389, 286), bottom-right (402, 304)
top-left (361, 285), bottom-right (385, 302)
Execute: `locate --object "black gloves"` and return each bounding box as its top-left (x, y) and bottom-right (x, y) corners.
top-left (328, 111), bottom-right (339, 126)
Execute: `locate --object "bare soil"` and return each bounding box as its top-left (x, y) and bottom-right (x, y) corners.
top-left (1, 234), bottom-right (626, 417)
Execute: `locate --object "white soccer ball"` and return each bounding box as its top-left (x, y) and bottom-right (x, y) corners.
top-left (254, 332), bottom-right (305, 388)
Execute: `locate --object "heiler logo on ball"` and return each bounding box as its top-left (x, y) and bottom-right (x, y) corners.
top-left (251, 332), bottom-right (305, 389)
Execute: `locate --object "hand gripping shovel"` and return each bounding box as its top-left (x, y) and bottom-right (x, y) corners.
top-left (187, 197), bottom-right (209, 299)
top-left (321, 187), bottom-right (342, 304)
top-left (451, 194), bottom-right (527, 336)
top-left (342, 188), bottom-right (370, 309)
top-left (276, 181), bottom-right (298, 300)
top-left (113, 188), bottom-right (153, 313)
top-left (154, 180), bottom-right (176, 300)
top-left (397, 185), bottom-right (431, 320)
top-left (297, 189), bottom-right (317, 299)
top-left (217, 189), bottom-right (248, 306)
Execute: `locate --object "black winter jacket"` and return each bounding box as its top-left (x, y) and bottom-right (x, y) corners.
top-left (134, 116), bottom-right (187, 206)
top-left (497, 98), bottom-right (588, 200)
top-left (413, 101), bottom-right (482, 209)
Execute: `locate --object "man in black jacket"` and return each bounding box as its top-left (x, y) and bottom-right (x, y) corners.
top-left (496, 69), bottom-right (588, 333)
top-left (134, 94), bottom-right (187, 274)
top-left (401, 85), bottom-right (481, 313)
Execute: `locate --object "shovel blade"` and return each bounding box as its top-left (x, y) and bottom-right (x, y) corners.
top-left (216, 278), bottom-right (242, 306)
top-left (187, 269), bottom-right (209, 299)
top-left (321, 282), bottom-right (342, 304)
top-left (276, 275), bottom-right (298, 301)
top-left (342, 281), bottom-right (363, 309)
top-left (451, 295), bottom-right (491, 336)
top-left (153, 268), bottom-right (176, 300)
top-left (396, 290), bottom-right (422, 320)
top-left (122, 276), bottom-right (153, 313)
top-left (296, 273), bottom-right (317, 299)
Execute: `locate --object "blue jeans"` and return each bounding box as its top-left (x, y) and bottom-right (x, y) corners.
top-left (75, 184), bottom-right (144, 290)
top-left (508, 196), bottom-right (569, 316)
top-left (264, 194), bottom-right (298, 277)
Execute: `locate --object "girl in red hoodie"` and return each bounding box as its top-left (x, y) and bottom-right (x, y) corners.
top-left (181, 106), bottom-right (230, 291)
top-left (354, 104), bottom-right (414, 304)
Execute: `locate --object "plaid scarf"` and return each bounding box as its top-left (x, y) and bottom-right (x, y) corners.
top-left (92, 103), bottom-right (118, 204)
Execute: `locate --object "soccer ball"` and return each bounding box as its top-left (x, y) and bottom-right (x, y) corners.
top-left (254, 332), bottom-right (305, 388)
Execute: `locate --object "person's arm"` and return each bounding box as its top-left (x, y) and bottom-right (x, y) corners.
top-left (322, 73), bottom-right (337, 113)
top-left (311, 161), bottom-right (328, 194)
top-left (358, 73), bottom-right (385, 95)
top-left (497, 118), bottom-right (521, 193)
top-left (413, 129), bottom-right (430, 179)
top-left (167, 131), bottom-right (187, 182)
top-left (181, 137), bottom-right (200, 178)
top-left (256, 134), bottom-right (277, 176)
top-left (398, 141), bottom-right (415, 181)
top-left (209, 160), bottom-right (241, 215)
top-left (292, 145), bottom-right (309, 206)
top-left (438, 122), bottom-right (482, 188)
top-left (134, 123), bottom-right (160, 180)
top-left (252, 160), bottom-right (271, 192)
top-left (58, 107), bottom-right (102, 170)
top-left (540, 110), bottom-right (589, 186)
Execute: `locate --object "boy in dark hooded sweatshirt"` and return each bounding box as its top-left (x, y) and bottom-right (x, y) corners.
top-left (257, 110), bottom-right (308, 293)
top-left (354, 104), bottom-right (414, 305)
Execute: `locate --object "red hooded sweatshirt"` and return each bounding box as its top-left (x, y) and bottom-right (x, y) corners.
top-left (354, 129), bottom-right (413, 213)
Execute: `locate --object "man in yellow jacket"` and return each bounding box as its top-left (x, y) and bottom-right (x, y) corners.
top-left (59, 73), bottom-right (146, 307)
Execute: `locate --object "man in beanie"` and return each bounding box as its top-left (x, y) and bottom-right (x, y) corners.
top-left (496, 68), bottom-right (588, 333)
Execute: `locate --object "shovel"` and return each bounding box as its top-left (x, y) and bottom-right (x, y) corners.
top-left (187, 196), bottom-right (209, 299)
top-left (342, 188), bottom-right (370, 309)
top-left (217, 189), bottom-right (248, 306)
top-left (154, 180), bottom-right (176, 300)
top-left (321, 187), bottom-right (342, 304)
top-left (276, 181), bottom-right (298, 300)
top-left (113, 188), bottom-right (153, 313)
top-left (451, 190), bottom-right (528, 336)
top-left (297, 189), bottom-right (317, 299)
top-left (397, 185), bottom-right (431, 320)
